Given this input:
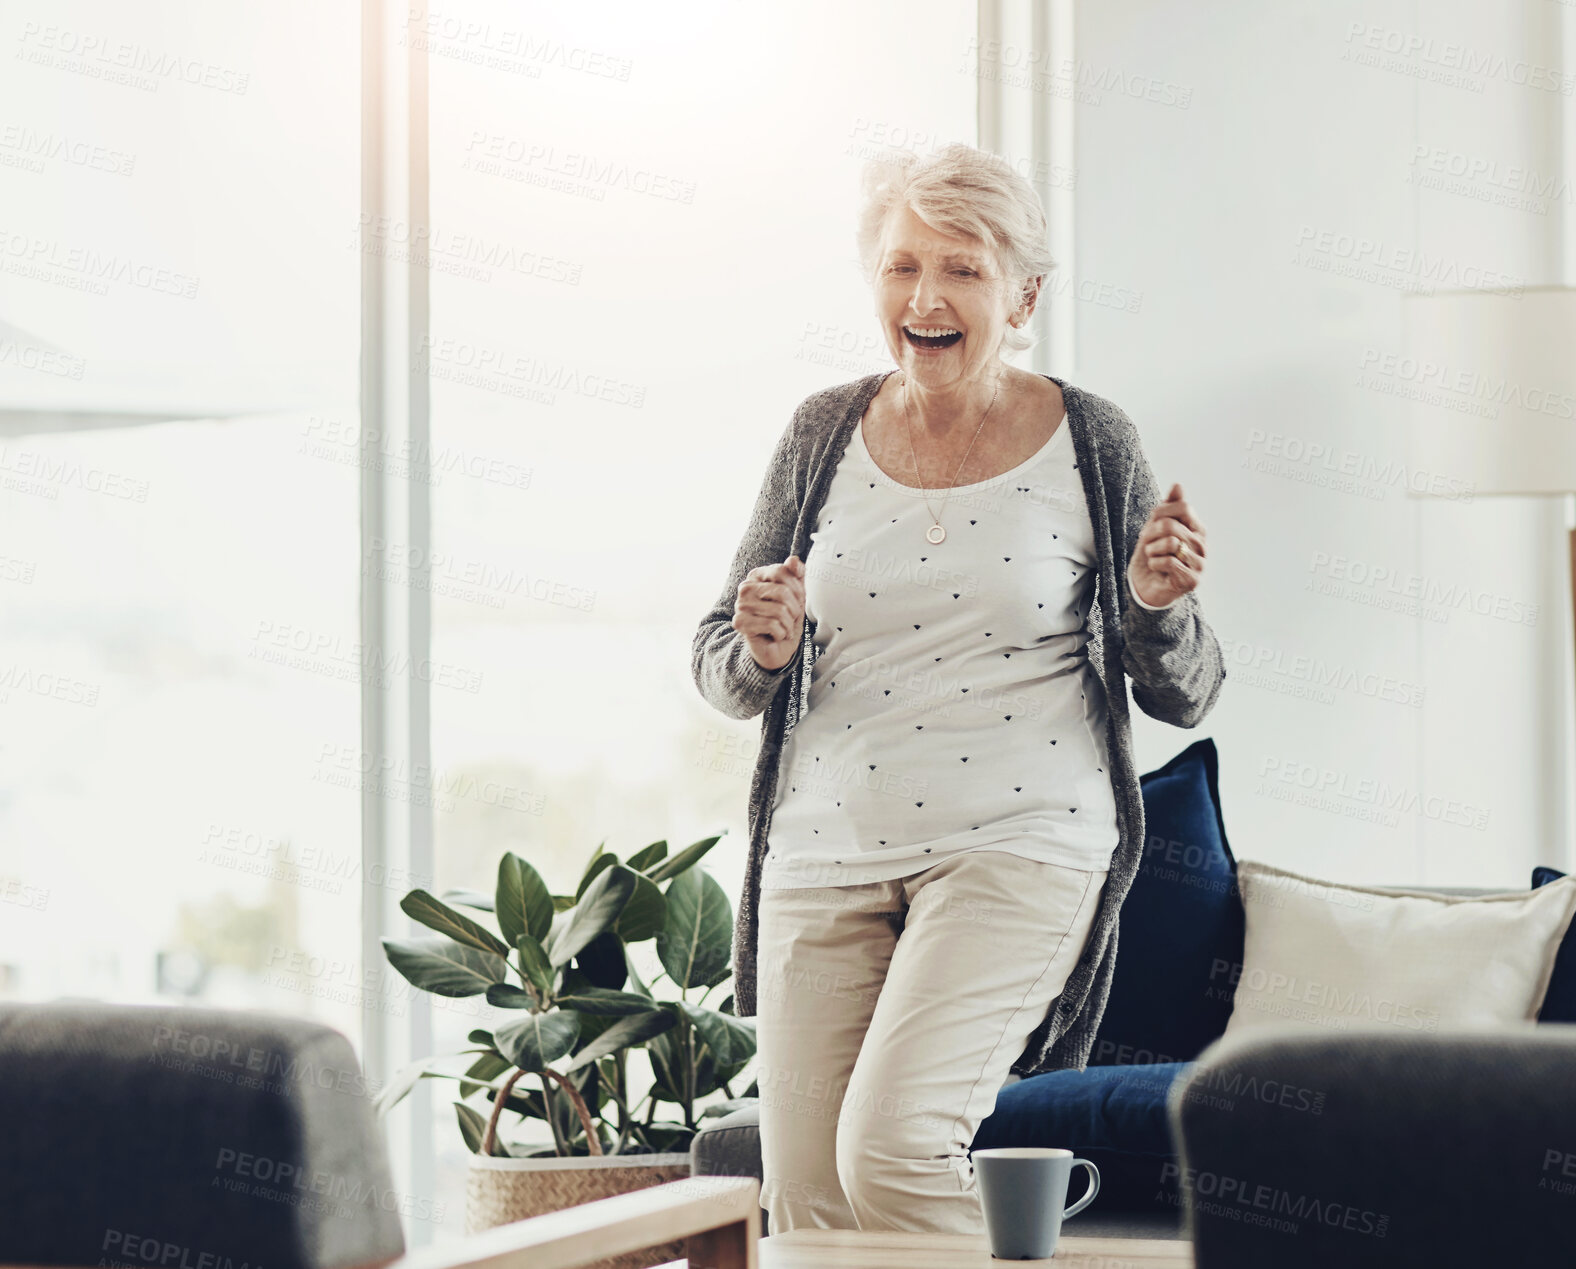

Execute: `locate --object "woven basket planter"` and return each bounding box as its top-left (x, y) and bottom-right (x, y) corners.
top-left (465, 1151), bottom-right (695, 1269)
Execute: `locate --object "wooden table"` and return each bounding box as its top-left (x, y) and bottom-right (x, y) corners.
top-left (756, 1229), bottom-right (1195, 1266)
top-left (431, 1177), bottom-right (1192, 1269)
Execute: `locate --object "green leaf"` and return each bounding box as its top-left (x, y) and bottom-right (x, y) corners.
top-left (375, 1055), bottom-right (448, 1116)
top-left (551, 894), bottom-right (577, 912)
top-left (485, 983), bottom-right (538, 1010)
top-left (625, 839), bottom-right (668, 872)
top-left (645, 1023), bottom-right (683, 1103)
top-left (677, 1002), bottom-right (756, 1068)
top-left (496, 852), bottom-right (554, 945)
top-left (549, 864), bottom-right (639, 968)
top-left (400, 890), bottom-right (510, 957)
top-left (698, 959), bottom-right (732, 990)
top-left (470, 1067), bottom-right (545, 1120)
top-left (441, 887), bottom-right (496, 912)
top-left (495, 1011), bottom-right (582, 1071)
top-left (654, 868), bottom-right (731, 990)
top-left (643, 834), bottom-right (723, 884)
top-left (458, 1051), bottom-right (511, 1100)
top-left (572, 929), bottom-right (627, 989)
top-left (454, 1103), bottom-right (515, 1156)
top-left (691, 1050), bottom-right (724, 1101)
top-left (555, 987), bottom-right (664, 1016)
top-left (383, 935), bottom-right (508, 997)
top-left (557, 967), bottom-right (617, 1046)
top-left (642, 1123), bottom-right (695, 1153)
top-left (622, 946), bottom-right (654, 999)
top-left (516, 934), bottom-right (555, 1000)
top-left (557, 964), bottom-right (595, 996)
top-left (455, 1102), bottom-right (499, 1156)
top-left (486, 1088), bottom-right (546, 1121)
top-left (614, 871), bottom-right (666, 943)
top-left (575, 843), bottom-right (617, 901)
top-left (449, 1066), bottom-right (543, 1102)
top-left (468, 1029), bottom-right (496, 1047)
top-left (562, 1008), bottom-right (675, 1073)
top-left (560, 1062), bottom-right (599, 1121)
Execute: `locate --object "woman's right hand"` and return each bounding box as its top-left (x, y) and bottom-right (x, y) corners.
top-left (732, 555), bottom-right (807, 672)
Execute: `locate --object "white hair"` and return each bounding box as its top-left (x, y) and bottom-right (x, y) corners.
top-left (856, 143), bottom-right (1056, 355)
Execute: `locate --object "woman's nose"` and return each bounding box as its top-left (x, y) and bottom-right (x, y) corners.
top-left (908, 269), bottom-right (945, 315)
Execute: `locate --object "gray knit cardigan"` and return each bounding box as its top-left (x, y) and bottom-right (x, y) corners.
top-left (691, 369), bottom-right (1227, 1077)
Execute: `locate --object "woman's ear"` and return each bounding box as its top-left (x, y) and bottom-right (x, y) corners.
top-left (1016, 274), bottom-right (1045, 325)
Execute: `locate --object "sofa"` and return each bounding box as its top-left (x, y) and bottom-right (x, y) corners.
top-left (690, 737), bottom-right (1576, 1252)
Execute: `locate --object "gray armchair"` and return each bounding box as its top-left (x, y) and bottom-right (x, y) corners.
top-left (1168, 1023), bottom-right (1576, 1267)
top-left (0, 1001), bottom-right (408, 1269)
top-left (0, 1001), bottom-right (760, 1269)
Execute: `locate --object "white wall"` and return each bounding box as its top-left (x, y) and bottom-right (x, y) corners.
top-left (1068, 0), bottom-right (1574, 887)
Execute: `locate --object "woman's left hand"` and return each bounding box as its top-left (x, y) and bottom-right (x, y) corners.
top-left (1128, 482), bottom-right (1207, 607)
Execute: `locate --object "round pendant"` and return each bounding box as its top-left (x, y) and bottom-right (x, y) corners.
top-left (926, 523), bottom-right (946, 544)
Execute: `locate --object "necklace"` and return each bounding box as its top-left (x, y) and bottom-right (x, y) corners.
top-left (900, 372), bottom-right (1003, 544)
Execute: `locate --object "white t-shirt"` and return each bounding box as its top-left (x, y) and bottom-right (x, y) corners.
top-left (762, 411), bottom-right (1121, 890)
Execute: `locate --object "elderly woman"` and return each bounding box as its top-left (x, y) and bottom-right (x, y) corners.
top-left (691, 142), bottom-right (1226, 1236)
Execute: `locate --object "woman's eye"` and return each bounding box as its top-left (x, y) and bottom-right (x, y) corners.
top-left (886, 263), bottom-right (974, 277)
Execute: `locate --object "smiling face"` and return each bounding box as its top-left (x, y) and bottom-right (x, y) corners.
top-left (874, 202), bottom-right (1022, 392)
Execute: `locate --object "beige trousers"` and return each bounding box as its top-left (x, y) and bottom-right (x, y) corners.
top-left (753, 848), bottom-right (1108, 1235)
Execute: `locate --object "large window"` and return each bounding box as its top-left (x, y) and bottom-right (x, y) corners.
top-left (3, 0), bottom-right (979, 1247)
top-left (0, 3), bottom-right (361, 1034)
top-left (419, 0), bottom-right (979, 1235)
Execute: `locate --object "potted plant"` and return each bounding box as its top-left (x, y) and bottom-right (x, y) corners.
top-left (376, 834), bottom-right (759, 1254)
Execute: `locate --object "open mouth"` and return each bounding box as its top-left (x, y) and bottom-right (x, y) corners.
top-left (903, 325), bottom-right (963, 351)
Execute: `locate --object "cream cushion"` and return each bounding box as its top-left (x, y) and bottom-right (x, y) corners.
top-left (1220, 860), bottom-right (1576, 1042)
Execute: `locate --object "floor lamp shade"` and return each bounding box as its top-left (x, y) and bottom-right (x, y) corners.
top-left (1402, 286), bottom-right (1576, 497)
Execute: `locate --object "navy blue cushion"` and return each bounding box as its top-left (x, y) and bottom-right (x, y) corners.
top-left (1088, 737), bottom-right (1243, 1066)
top-left (1532, 866), bottom-right (1576, 1023)
top-left (973, 1062), bottom-right (1192, 1211)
